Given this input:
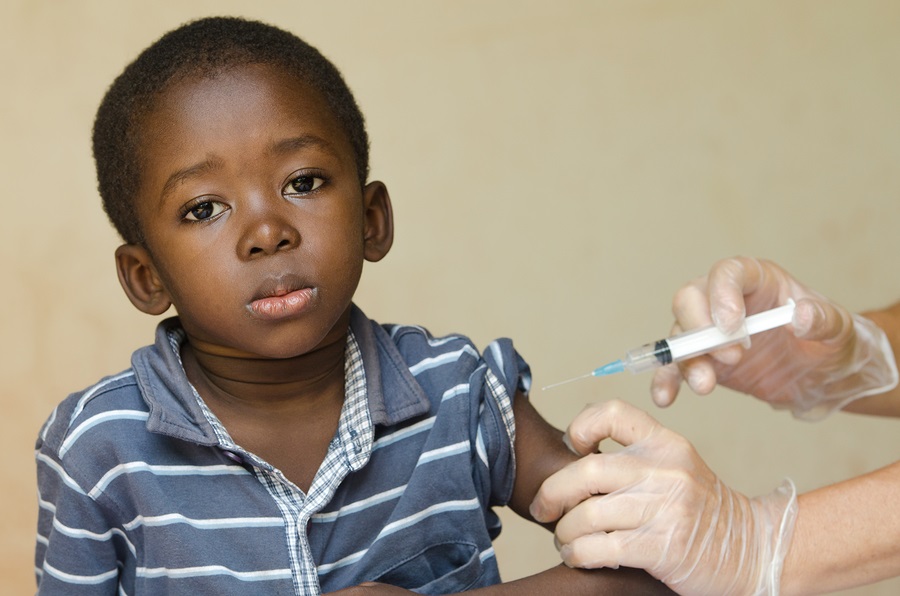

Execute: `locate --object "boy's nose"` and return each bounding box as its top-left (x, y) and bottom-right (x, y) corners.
top-left (237, 209), bottom-right (301, 259)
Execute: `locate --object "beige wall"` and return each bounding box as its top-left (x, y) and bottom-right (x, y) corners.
top-left (4, 1), bottom-right (899, 594)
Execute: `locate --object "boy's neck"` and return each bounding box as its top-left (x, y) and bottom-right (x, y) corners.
top-left (179, 331), bottom-right (349, 492)
top-left (180, 331), bottom-right (348, 413)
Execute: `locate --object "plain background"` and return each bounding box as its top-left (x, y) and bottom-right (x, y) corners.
top-left (3, 1), bottom-right (900, 594)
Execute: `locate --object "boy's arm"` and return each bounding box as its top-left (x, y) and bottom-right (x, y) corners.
top-left (505, 391), bottom-right (576, 523)
top-left (328, 566), bottom-right (667, 595)
top-left (498, 393), bottom-right (673, 594)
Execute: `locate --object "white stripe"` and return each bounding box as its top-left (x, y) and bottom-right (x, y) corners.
top-left (316, 548), bottom-right (367, 574)
top-left (51, 520), bottom-right (138, 557)
top-left (418, 441), bottom-right (469, 466)
top-left (123, 513), bottom-right (283, 531)
top-left (314, 438), bottom-right (472, 525)
top-left (318, 515), bottom-right (488, 576)
top-left (426, 335), bottom-right (464, 347)
top-left (409, 345), bottom-right (478, 376)
top-left (38, 495), bottom-right (57, 514)
top-left (60, 410), bottom-right (150, 458)
top-left (489, 342), bottom-right (506, 380)
top-left (376, 498), bottom-right (481, 540)
top-left (43, 561), bottom-right (118, 585)
top-left (389, 324), bottom-right (424, 338)
top-left (372, 417), bottom-right (434, 450)
top-left (441, 383), bottom-right (469, 402)
top-left (90, 463), bottom-right (247, 499)
top-left (136, 565), bottom-right (292, 581)
top-left (69, 371), bottom-right (135, 427)
top-left (311, 485), bottom-right (407, 523)
top-left (40, 406), bottom-right (59, 442)
top-left (52, 519), bottom-right (116, 541)
top-left (36, 452), bottom-right (87, 495)
top-left (475, 426), bottom-right (489, 468)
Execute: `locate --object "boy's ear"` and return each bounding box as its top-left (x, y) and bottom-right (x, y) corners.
top-left (114, 244), bottom-right (172, 315)
top-left (362, 181), bottom-right (394, 262)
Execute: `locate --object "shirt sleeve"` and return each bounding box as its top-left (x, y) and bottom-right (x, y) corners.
top-left (35, 415), bottom-right (122, 594)
top-left (470, 338), bottom-right (532, 510)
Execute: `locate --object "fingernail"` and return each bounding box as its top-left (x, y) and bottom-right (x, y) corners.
top-left (651, 387), bottom-right (671, 407)
top-left (562, 433), bottom-right (577, 454)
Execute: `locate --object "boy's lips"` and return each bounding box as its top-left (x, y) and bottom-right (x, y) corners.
top-left (248, 277), bottom-right (316, 320)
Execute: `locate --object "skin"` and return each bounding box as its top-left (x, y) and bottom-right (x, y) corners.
top-left (114, 63), bottom-right (670, 594)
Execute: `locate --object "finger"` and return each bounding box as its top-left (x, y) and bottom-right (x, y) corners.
top-left (565, 399), bottom-right (663, 455)
top-left (671, 281), bottom-right (715, 334)
top-left (677, 355), bottom-right (719, 396)
top-left (705, 256), bottom-right (763, 333)
top-left (650, 364), bottom-right (682, 407)
top-left (559, 529), bottom-right (660, 573)
top-left (553, 492), bottom-right (651, 544)
top-left (530, 450), bottom-right (653, 523)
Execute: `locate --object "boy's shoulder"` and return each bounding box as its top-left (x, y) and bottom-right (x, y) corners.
top-left (380, 320), bottom-right (475, 352)
top-left (368, 318), bottom-right (486, 375)
top-left (37, 368), bottom-right (145, 457)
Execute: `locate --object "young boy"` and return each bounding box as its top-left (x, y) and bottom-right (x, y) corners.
top-left (34, 16), bottom-right (667, 595)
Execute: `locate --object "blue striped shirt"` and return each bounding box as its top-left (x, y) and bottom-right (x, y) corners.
top-left (35, 305), bottom-right (528, 595)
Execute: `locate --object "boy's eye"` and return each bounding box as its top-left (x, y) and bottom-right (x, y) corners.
top-left (284, 175), bottom-right (324, 195)
top-left (183, 200), bottom-right (227, 222)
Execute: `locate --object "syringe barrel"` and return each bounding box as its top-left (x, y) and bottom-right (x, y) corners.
top-left (623, 340), bottom-right (673, 373)
top-left (665, 324), bottom-right (748, 361)
top-left (623, 324), bottom-right (750, 373)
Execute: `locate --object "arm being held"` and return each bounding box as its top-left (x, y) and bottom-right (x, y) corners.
top-left (486, 394), bottom-right (674, 595)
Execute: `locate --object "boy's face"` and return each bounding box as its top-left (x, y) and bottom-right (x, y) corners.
top-left (118, 63), bottom-right (391, 360)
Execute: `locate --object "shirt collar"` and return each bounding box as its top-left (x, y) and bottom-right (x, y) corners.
top-left (135, 308), bottom-right (430, 445)
top-left (349, 304), bottom-right (431, 426)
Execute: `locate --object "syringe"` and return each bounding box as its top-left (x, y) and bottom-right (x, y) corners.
top-left (542, 300), bottom-right (796, 390)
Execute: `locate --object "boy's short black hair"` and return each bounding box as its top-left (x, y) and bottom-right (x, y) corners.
top-left (93, 16), bottom-right (370, 245)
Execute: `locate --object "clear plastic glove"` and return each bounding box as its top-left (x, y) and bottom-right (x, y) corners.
top-left (530, 400), bottom-right (798, 596)
top-left (651, 256), bottom-right (898, 420)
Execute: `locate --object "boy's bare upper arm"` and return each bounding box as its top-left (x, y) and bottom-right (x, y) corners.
top-left (507, 389), bottom-right (577, 523)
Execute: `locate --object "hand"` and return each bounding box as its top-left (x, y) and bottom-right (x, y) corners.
top-left (651, 256), bottom-right (898, 419)
top-left (530, 400), bottom-right (797, 595)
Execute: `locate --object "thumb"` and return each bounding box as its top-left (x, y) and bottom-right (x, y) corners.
top-left (791, 297), bottom-right (849, 342)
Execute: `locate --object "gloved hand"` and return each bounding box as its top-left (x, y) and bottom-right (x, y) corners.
top-left (651, 256), bottom-right (898, 420)
top-left (530, 400), bottom-right (798, 596)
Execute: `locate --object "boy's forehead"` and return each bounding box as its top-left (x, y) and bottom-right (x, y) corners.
top-left (142, 63), bottom-right (355, 160)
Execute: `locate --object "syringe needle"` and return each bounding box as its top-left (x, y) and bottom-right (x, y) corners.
top-left (541, 372), bottom-right (592, 391)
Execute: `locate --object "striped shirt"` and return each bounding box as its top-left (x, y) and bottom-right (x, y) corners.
top-left (35, 305), bottom-right (529, 595)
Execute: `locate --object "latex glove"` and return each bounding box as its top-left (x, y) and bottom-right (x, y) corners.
top-left (651, 256), bottom-right (898, 420)
top-left (530, 400), bottom-right (798, 596)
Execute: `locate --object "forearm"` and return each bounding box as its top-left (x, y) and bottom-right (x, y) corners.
top-left (844, 302), bottom-right (900, 416)
top-left (781, 461), bottom-right (900, 595)
top-left (464, 564), bottom-right (673, 596)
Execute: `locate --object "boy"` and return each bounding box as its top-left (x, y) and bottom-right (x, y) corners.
top-left (35, 16), bottom-right (667, 595)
